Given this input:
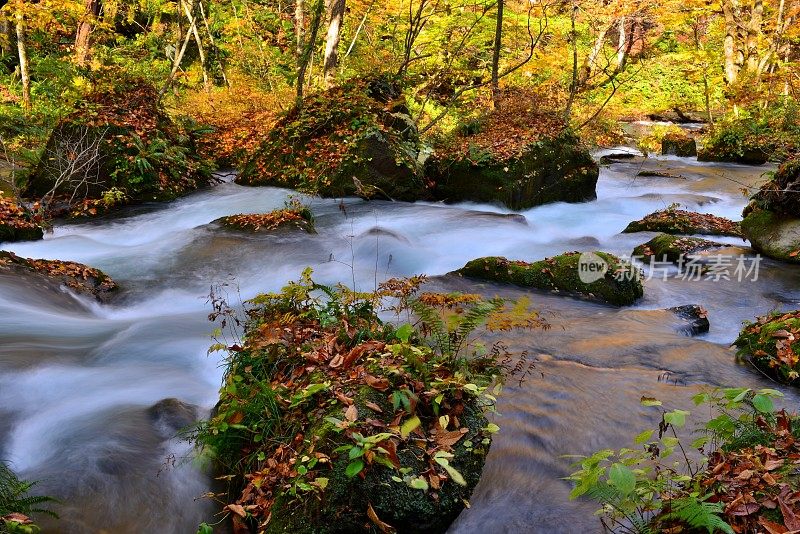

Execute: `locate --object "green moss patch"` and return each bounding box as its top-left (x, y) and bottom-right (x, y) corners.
top-left (735, 310), bottom-right (800, 384)
top-left (456, 252), bottom-right (643, 306)
top-left (624, 209), bottom-right (743, 237)
top-left (741, 208), bottom-right (800, 264)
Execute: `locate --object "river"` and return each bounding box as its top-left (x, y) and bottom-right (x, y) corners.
top-left (1, 150), bottom-right (799, 533)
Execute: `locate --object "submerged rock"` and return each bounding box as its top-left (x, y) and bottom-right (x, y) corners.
top-left (623, 209), bottom-right (742, 237)
top-left (661, 134), bottom-right (697, 157)
top-left (668, 305), bottom-right (710, 336)
top-left (633, 234), bottom-right (727, 263)
top-left (147, 398), bottom-right (198, 439)
top-left (735, 310), bottom-right (800, 384)
top-left (741, 159), bottom-right (800, 264)
top-left (0, 251), bottom-right (117, 301)
top-left (0, 193), bottom-right (43, 243)
top-left (456, 252), bottom-right (643, 306)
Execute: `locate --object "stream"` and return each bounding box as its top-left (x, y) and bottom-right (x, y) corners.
top-left (2, 150), bottom-right (800, 533)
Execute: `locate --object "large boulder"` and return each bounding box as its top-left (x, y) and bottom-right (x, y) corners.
top-left (741, 158), bottom-right (800, 263)
top-left (213, 205), bottom-right (316, 234)
top-left (26, 78), bottom-right (213, 215)
top-left (456, 252), bottom-right (643, 306)
top-left (623, 209), bottom-right (743, 237)
top-left (238, 79), bottom-right (427, 201)
top-left (661, 133), bottom-right (697, 157)
top-left (633, 233), bottom-right (726, 264)
top-left (0, 251), bottom-right (117, 301)
top-left (427, 133), bottom-right (599, 210)
top-left (0, 193), bottom-right (42, 243)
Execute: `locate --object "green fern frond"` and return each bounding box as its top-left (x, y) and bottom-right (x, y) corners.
top-left (661, 496), bottom-right (734, 534)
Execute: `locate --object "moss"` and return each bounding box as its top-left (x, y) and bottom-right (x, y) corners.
top-left (456, 252), bottom-right (643, 306)
top-left (623, 209), bottom-right (743, 237)
top-left (735, 311), bottom-right (800, 384)
top-left (216, 206), bottom-right (316, 234)
top-left (741, 209), bottom-right (800, 264)
top-left (632, 234), bottom-right (724, 263)
top-left (427, 133), bottom-right (599, 210)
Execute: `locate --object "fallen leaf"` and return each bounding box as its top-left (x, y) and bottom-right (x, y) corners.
top-left (345, 404), bottom-right (358, 422)
top-left (226, 504), bottom-right (247, 518)
top-left (367, 503), bottom-right (396, 533)
top-left (758, 516), bottom-right (788, 534)
top-left (366, 401), bottom-right (383, 413)
top-left (779, 495), bottom-right (800, 530)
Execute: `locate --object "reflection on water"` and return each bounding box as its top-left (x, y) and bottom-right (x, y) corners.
top-left (1, 154), bottom-right (798, 533)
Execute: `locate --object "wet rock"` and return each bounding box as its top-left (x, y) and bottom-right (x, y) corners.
top-left (633, 234), bottom-right (726, 263)
top-left (668, 305), bottom-right (710, 336)
top-left (147, 398), bottom-right (199, 438)
top-left (428, 133), bottom-right (599, 210)
top-left (634, 193), bottom-right (720, 207)
top-left (0, 251), bottom-right (118, 301)
top-left (623, 209), bottom-right (743, 237)
top-left (647, 110), bottom-right (706, 124)
top-left (456, 252), bottom-right (644, 306)
top-left (566, 236), bottom-right (601, 247)
top-left (357, 226), bottom-right (411, 244)
top-left (462, 211), bottom-right (528, 225)
top-left (741, 159), bottom-right (800, 264)
top-left (637, 170), bottom-right (687, 179)
top-left (214, 206), bottom-right (316, 234)
top-left (599, 152), bottom-right (637, 164)
top-left (661, 134), bottom-right (697, 157)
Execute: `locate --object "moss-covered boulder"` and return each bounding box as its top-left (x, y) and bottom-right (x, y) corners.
top-left (633, 234), bottom-right (726, 263)
top-left (0, 251), bottom-right (117, 301)
top-left (623, 209), bottom-right (743, 237)
top-left (214, 205), bottom-right (315, 234)
top-left (456, 252), bottom-right (643, 306)
top-left (741, 159), bottom-right (800, 263)
top-left (427, 133), bottom-right (599, 210)
top-left (26, 78), bottom-right (213, 216)
top-left (238, 79), bottom-right (426, 201)
top-left (662, 133), bottom-right (697, 157)
top-left (741, 209), bottom-right (800, 264)
top-left (735, 310), bottom-right (800, 384)
top-left (0, 193), bottom-right (43, 243)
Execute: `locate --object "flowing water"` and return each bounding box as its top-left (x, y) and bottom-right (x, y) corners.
top-left (2, 152), bottom-right (800, 533)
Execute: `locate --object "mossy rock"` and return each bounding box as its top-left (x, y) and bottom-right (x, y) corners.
top-left (238, 78), bottom-right (427, 201)
top-left (0, 251), bottom-right (118, 301)
top-left (26, 79), bottom-right (213, 209)
top-left (427, 133), bottom-right (599, 210)
top-left (734, 310), bottom-right (800, 384)
top-left (633, 234), bottom-right (725, 263)
top-left (456, 252), bottom-right (643, 306)
top-left (748, 158), bottom-right (800, 217)
top-left (266, 388), bottom-right (489, 534)
top-left (661, 134), bottom-right (697, 157)
top-left (623, 209), bottom-right (743, 237)
top-left (741, 209), bottom-right (800, 264)
top-left (214, 207), bottom-right (316, 234)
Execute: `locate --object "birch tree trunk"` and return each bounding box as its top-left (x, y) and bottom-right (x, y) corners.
top-left (323, 0), bottom-right (345, 87)
top-left (722, 1), bottom-right (740, 84)
top-left (15, 9), bottom-right (29, 111)
top-left (490, 0), bottom-right (504, 103)
top-left (75, 0), bottom-right (102, 66)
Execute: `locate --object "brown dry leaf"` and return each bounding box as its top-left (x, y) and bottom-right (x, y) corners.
top-left (766, 459), bottom-right (785, 471)
top-left (335, 391), bottom-right (354, 406)
top-left (364, 374), bottom-right (390, 391)
top-left (227, 504), bottom-right (247, 518)
top-left (758, 516), bottom-right (789, 534)
top-left (779, 495), bottom-right (800, 531)
top-left (0, 513), bottom-right (33, 525)
top-left (345, 404), bottom-right (358, 422)
top-left (435, 430), bottom-right (467, 448)
top-left (366, 401), bottom-right (383, 413)
top-left (367, 503), bottom-right (397, 534)
top-left (737, 469), bottom-right (755, 480)
top-left (728, 502), bottom-right (760, 516)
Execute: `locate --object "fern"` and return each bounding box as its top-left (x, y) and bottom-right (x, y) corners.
top-left (661, 496), bottom-right (733, 534)
top-left (410, 298), bottom-right (451, 356)
top-left (0, 462), bottom-right (57, 521)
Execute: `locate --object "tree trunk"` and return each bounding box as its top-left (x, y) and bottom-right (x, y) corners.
top-left (722, 1), bottom-right (740, 84)
top-left (579, 24), bottom-right (609, 86)
top-left (15, 10), bottom-right (29, 111)
top-left (617, 15), bottom-right (627, 70)
top-left (181, 0), bottom-right (210, 91)
top-left (564, 1), bottom-right (578, 122)
top-left (75, 0), bottom-right (102, 66)
top-left (295, 0), bottom-right (305, 57)
top-left (745, 0), bottom-right (763, 72)
top-left (323, 0), bottom-right (345, 87)
top-left (160, 0), bottom-right (197, 98)
top-left (490, 0), bottom-right (504, 103)
top-left (297, 0), bottom-right (325, 106)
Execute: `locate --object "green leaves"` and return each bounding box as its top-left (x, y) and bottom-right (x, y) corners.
top-left (400, 415), bottom-right (421, 439)
top-left (345, 460), bottom-right (365, 478)
top-left (608, 463), bottom-right (636, 497)
top-left (664, 409), bottom-right (690, 428)
top-left (752, 393), bottom-right (774, 413)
